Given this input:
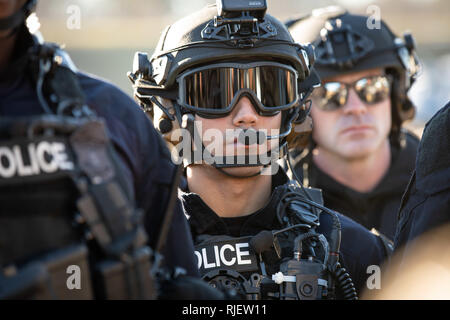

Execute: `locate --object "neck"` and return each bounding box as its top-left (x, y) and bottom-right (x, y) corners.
top-left (187, 165), bottom-right (272, 218)
top-left (0, 31), bottom-right (18, 72)
top-left (313, 140), bottom-right (391, 193)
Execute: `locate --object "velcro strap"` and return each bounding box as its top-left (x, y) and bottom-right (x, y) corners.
top-left (134, 79), bottom-right (178, 100)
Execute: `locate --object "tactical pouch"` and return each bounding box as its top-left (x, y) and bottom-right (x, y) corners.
top-left (0, 115), bottom-right (157, 300)
top-left (0, 244), bottom-right (93, 300)
top-left (95, 246), bottom-right (155, 300)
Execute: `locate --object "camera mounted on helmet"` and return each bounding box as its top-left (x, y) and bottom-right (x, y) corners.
top-left (201, 0), bottom-right (276, 45)
top-left (217, 0), bottom-right (267, 20)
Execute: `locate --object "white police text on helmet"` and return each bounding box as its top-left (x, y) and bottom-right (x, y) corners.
top-left (0, 141), bottom-right (74, 178)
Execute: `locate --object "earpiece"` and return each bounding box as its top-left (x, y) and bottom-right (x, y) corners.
top-left (132, 52), bottom-right (153, 81)
top-left (158, 117), bottom-right (173, 134)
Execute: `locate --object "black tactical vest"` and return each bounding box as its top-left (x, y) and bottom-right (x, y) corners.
top-left (183, 175), bottom-right (356, 299)
top-left (0, 36), bottom-right (155, 300)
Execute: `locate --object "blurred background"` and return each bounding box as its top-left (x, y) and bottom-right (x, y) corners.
top-left (35, 0), bottom-right (450, 133)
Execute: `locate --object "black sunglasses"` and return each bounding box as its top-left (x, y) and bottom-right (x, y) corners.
top-left (312, 75), bottom-right (392, 111)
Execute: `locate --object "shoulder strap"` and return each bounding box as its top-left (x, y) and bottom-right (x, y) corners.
top-left (371, 228), bottom-right (394, 257)
top-left (27, 37), bottom-right (93, 118)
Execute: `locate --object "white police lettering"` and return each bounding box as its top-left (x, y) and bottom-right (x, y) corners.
top-left (195, 242), bottom-right (252, 270)
top-left (220, 244), bottom-right (235, 266)
top-left (236, 243), bottom-right (252, 265)
top-left (202, 248), bottom-right (216, 269)
top-left (0, 141), bottom-right (74, 178)
top-left (214, 245), bottom-right (221, 268)
top-left (0, 147), bottom-right (15, 178)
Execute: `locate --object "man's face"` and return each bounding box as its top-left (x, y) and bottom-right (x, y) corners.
top-left (0, 0), bottom-right (27, 36)
top-left (0, 0), bottom-right (26, 18)
top-left (195, 96), bottom-right (282, 177)
top-left (310, 68), bottom-right (392, 160)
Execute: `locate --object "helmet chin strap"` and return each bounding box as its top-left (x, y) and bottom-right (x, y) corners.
top-left (179, 112), bottom-right (289, 178)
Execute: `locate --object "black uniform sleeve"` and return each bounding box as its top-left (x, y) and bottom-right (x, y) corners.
top-left (78, 73), bottom-right (199, 277)
top-left (318, 212), bottom-right (387, 295)
top-left (137, 132), bottom-right (200, 277)
top-left (395, 102), bottom-right (450, 250)
top-left (338, 213), bottom-right (387, 294)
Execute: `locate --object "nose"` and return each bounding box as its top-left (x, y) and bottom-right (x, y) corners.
top-left (232, 96), bottom-right (259, 128)
top-left (342, 88), bottom-right (368, 116)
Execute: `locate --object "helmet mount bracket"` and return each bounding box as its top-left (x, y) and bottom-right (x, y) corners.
top-left (314, 19), bottom-right (374, 69)
top-left (201, 0), bottom-right (277, 44)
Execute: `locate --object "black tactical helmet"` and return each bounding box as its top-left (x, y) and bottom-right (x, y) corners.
top-left (287, 6), bottom-right (421, 144)
top-left (129, 2), bottom-right (320, 168)
top-left (149, 4), bottom-right (314, 87)
top-left (0, 0), bottom-right (37, 34)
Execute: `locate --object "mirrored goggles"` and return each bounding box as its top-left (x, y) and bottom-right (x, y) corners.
top-left (312, 75), bottom-right (392, 111)
top-left (176, 62), bottom-right (300, 117)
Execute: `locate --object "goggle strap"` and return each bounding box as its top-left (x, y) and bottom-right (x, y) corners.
top-left (135, 81), bottom-right (178, 101)
top-left (148, 96), bottom-right (176, 122)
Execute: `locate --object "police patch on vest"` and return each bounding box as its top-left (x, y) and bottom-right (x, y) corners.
top-left (194, 236), bottom-right (259, 275)
top-left (0, 137), bottom-right (75, 185)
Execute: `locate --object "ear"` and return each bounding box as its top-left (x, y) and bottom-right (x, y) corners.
top-left (287, 115), bottom-right (313, 150)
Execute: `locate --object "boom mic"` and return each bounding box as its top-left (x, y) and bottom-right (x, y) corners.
top-left (238, 129), bottom-right (267, 145)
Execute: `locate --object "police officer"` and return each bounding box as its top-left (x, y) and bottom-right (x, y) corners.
top-left (394, 101), bottom-right (449, 256)
top-left (364, 102), bottom-right (450, 299)
top-left (0, 0), bottom-right (211, 299)
top-left (286, 7), bottom-right (422, 241)
top-left (129, 1), bottom-right (388, 299)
